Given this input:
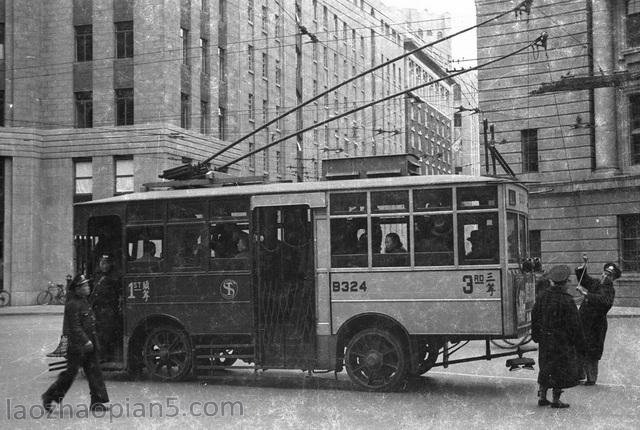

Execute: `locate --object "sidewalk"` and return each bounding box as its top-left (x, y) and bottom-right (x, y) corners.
top-left (1, 304), bottom-right (639, 317)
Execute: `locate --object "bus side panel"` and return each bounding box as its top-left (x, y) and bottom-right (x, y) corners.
top-left (124, 273), bottom-right (253, 335)
top-left (505, 269), bottom-right (535, 338)
top-left (330, 270), bottom-right (503, 335)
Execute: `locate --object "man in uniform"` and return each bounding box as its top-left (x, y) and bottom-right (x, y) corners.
top-left (42, 274), bottom-right (109, 413)
top-left (531, 265), bottom-right (585, 408)
top-left (575, 262), bottom-right (621, 385)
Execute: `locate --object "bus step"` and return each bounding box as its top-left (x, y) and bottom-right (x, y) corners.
top-left (194, 343), bottom-right (254, 349)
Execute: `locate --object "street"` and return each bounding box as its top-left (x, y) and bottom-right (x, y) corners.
top-left (1, 313), bottom-right (639, 429)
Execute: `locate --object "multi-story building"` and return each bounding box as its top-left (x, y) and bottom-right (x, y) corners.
top-left (0, 0), bottom-right (457, 304)
top-left (476, 0), bottom-right (640, 305)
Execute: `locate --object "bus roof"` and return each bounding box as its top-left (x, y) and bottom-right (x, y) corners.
top-left (77, 175), bottom-right (524, 206)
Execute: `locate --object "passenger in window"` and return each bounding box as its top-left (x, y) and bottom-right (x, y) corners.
top-left (466, 229), bottom-right (496, 260)
top-left (137, 240), bottom-right (161, 263)
top-left (356, 231), bottom-right (368, 253)
top-left (235, 233), bottom-right (250, 259)
top-left (384, 232), bottom-right (407, 253)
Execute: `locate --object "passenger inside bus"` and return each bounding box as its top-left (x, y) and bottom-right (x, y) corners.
top-left (465, 228), bottom-right (498, 260)
top-left (384, 233), bottom-right (407, 253)
top-left (235, 233), bottom-right (250, 259)
top-left (137, 240), bottom-right (161, 263)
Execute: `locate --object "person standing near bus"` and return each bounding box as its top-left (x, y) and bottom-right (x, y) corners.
top-left (89, 255), bottom-right (122, 363)
top-left (531, 265), bottom-right (585, 408)
top-left (42, 274), bottom-right (109, 413)
top-left (575, 262), bottom-right (620, 385)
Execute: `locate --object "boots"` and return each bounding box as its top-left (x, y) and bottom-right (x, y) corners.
top-left (46, 336), bottom-right (68, 358)
top-left (537, 387), bottom-right (550, 406)
top-left (551, 389), bottom-right (569, 408)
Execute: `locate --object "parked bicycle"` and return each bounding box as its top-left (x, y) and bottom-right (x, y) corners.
top-left (0, 288), bottom-right (10, 307)
top-left (37, 282), bottom-right (67, 305)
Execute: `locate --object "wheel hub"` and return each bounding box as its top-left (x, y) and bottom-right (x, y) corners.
top-left (364, 351), bottom-right (383, 370)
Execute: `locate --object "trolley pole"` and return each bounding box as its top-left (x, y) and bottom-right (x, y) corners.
top-left (295, 0), bottom-right (304, 182)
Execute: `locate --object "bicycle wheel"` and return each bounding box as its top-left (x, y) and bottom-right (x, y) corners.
top-left (36, 290), bottom-right (53, 305)
top-left (52, 287), bottom-right (66, 305)
top-left (0, 290), bottom-right (10, 307)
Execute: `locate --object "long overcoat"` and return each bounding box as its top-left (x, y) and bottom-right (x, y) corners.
top-left (575, 267), bottom-right (615, 360)
top-left (532, 284), bottom-right (585, 389)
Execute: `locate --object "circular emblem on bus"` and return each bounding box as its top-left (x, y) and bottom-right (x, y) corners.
top-left (220, 279), bottom-right (238, 300)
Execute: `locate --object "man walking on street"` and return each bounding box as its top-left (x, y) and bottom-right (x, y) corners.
top-left (532, 265), bottom-right (585, 408)
top-left (575, 262), bottom-right (621, 385)
top-left (42, 274), bottom-right (109, 413)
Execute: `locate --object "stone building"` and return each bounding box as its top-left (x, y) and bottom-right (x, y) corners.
top-left (0, 0), bottom-right (459, 304)
top-left (476, 0), bottom-right (640, 305)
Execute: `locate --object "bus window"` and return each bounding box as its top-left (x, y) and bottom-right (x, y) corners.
top-left (331, 218), bottom-right (367, 267)
top-left (507, 213), bottom-right (518, 263)
top-left (414, 214), bottom-right (453, 266)
top-left (457, 186), bottom-right (498, 210)
top-left (127, 201), bottom-right (165, 222)
top-left (458, 213), bottom-right (499, 265)
top-left (518, 214), bottom-right (528, 261)
top-left (413, 188), bottom-right (452, 211)
top-left (330, 192), bottom-right (367, 215)
top-left (127, 226), bottom-right (164, 273)
top-left (166, 224), bottom-right (208, 271)
top-left (373, 216), bottom-right (409, 267)
top-left (371, 190), bottom-right (408, 213)
top-left (169, 200), bottom-right (206, 220)
top-left (211, 199), bottom-right (248, 219)
top-left (210, 222), bottom-right (250, 271)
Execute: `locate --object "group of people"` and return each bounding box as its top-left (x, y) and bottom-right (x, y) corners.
top-left (42, 254), bottom-right (122, 413)
top-left (532, 260), bottom-right (621, 408)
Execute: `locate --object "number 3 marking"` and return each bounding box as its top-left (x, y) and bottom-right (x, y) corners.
top-left (462, 275), bottom-right (473, 294)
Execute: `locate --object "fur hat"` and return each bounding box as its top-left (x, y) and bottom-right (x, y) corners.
top-left (603, 262), bottom-right (621, 280)
top-left (546, 265), bottom-right (571, 283)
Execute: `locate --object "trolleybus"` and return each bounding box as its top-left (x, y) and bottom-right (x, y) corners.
top-left (72, 172), bottom-right (535, 391)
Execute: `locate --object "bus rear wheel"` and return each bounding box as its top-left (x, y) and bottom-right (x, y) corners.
top-left (345, 328), bottom-right (408, 391)
top-left (142, 325), bottom-right (192, 381)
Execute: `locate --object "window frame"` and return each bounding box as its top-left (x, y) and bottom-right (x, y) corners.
top-left (115, 21), bottom-right (133, 59)
top-left (114, 155), bottom-right (134, 195)
top-left (74, 158), bottom-right (93, 202)
top-left (75, 25), bottom-right (92, 62)
top-left (115, 88), bottom-right (134, 126)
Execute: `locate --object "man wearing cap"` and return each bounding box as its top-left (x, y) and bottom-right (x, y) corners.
top-left (575, 262), bottom-right (620, 385)
top-left (42, 274), bottom-right (109, 413)
top-left (532, 265), bottom-right (585, 408)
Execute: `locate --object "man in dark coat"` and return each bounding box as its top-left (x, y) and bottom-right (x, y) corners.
top-left (42, 274), bottom-right (109, 413)
top-left (531, 265), bottom-right (585, 408)
top-left (575, 262), bottom-right (620, 385)
top-left (89, 255), bottom-right (122, 362)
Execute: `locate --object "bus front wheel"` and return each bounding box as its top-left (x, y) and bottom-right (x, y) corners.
top-left (142, 325), bottom-right (192, 381)
top-left (345, 328), bottom-right (408, 391)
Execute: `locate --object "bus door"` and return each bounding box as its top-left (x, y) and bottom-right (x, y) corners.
top-left (254, 205), bottom-right (315, 368)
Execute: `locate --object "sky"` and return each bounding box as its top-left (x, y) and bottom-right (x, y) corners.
top-left (380, 0), bottom-right (478, 65)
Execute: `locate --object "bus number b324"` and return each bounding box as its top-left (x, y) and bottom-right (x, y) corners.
top-left (332, 281), bottom-right (367, 292)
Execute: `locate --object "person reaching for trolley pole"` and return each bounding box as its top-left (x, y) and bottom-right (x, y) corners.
top-left (531, 265), bottom-right (586, 408)
top-left (42, 274), bottom-right (109, 413)
top-left (575, 261), bottom-right (621, 385)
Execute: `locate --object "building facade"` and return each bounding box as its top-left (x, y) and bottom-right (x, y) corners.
top-left (0, 0), bottom-right (459, 304)
top-left (476, 0), bottom-right (640, 305)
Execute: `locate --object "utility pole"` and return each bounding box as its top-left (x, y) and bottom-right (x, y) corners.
top-left (295, 1), bottom-right (304, 182)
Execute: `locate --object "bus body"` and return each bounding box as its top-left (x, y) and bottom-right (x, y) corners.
top-left (73, 174), bottom-right (535, 391)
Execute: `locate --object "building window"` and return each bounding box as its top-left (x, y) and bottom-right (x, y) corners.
top-left (74, 158), bottom-right (93, 202)
top-left (218, 106), bottom-right (226, 140)
top-left (275, 61), bottom-right (282, 86)
top-left (115, 88), bottom-right (134, 126)
top-left (180, 28), bottom-right (189, 65)
top-left (218, 47), bottom-right (226, 82)
top-left (75, 25), bottom-right (92, 62)
top-left (115, 21), bottom-right (133, 58)
top-left (75, 91), bottom-right (93, 128)
top-left (200, 38), bottom-right (209, 74)
top-left (521, 129), bottom-right (538, 173)
top-left (248, 93), bottom-right (255, 121)
top-left (181, 93), bottom-right (190, 129)
top-left (200, 100), bottom-right (209, 134)
top-left (620, 214), bottom-right (640, 271)
top-left (115, 156), bottom-right (134, 194)
top-left (262, 52), bottom-right (268, 79)
top-left (631, 94), bottom-right (640, 164)
top-left (454, 112), bottom-right (462, 127)
top-left (529, 230), bottom-right (541, 258)
top-left (628, 0), bottom-right (640, 47)
top-left (261, 5), bottom-right (268, 34)
top-left (248, 45), bottom-right (254, 72)
top-left (0, 90), bottom-right (4, 126)
top-left (0, 23), bottom-right (4, 60)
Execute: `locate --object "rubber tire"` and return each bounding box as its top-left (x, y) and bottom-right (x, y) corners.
top-left (344, 328), bottom-right (408, 392)
top-left (0, 291), bottom-right (10, 307)
top-left (142, 325), bottom-right (192, 382)
top-left (414, 340), bottom-right (443, 376)
top-left (37, 291), bottom-right (53, 305)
